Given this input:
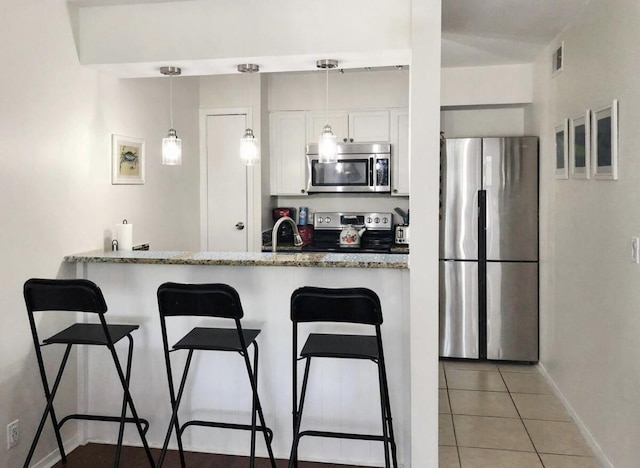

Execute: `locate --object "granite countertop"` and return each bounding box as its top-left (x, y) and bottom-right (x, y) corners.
top-left (64, 250), bottom-right (409, 269)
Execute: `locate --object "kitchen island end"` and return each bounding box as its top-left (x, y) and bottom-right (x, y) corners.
top-left (65, 250), bottom-right (410, 467)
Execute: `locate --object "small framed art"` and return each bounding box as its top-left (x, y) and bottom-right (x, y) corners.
top-left (555, 120), bottom-right (569, 179)
top-left (112, 134), bottom-right (145, 185)
top-left (592, 100), bottom-right (619, 180)
top-left (570, 111), bottom-right (590, 179)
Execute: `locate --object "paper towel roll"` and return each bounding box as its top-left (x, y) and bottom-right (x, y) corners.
top-left (116, 221), bottom-right (133, 251)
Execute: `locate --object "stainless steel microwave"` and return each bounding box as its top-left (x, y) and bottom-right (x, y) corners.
top-left (305, 143), bottom-right (391, 193)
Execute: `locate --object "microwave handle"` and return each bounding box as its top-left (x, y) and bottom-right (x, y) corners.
top-left (369, 157), bottom-right (374, 186)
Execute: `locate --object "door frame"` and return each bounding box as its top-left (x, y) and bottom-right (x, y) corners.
top-left (199, 107), bottom-right (259, 251)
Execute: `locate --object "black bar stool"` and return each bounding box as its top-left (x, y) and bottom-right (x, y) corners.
top-left (23, 278), bottom-right (155, 468)
top-left (289, 286), bottom-right (398, 468)
top-left (156, 282), bottom-right (277, 468)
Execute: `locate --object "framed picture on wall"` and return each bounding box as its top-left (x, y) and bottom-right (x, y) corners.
top-left (570, 111), bottom-right (591, 179)
top-left (555, 119), bottom-right (569, 179)
top-left (112, 134), bottom-right (145, 185)
top-left (592, 100), bottom-right (619, 180)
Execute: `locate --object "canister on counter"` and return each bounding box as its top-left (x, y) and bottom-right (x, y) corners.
top-left (298, 206), bottom-right (308, 226)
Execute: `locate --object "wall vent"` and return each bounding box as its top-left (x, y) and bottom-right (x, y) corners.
top-left (552, 42), bottom-right (564, 76)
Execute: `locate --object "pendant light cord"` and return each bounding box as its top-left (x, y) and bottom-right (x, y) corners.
top-left (325, 66), bottom-right (329, 125)
top-left (169, 74), bottom-right (174, 129)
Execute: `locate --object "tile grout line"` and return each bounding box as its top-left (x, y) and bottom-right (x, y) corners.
top-left (443, 366), bottom-right (463, 468)
top-left (499, 367), bottom-right (547, 467)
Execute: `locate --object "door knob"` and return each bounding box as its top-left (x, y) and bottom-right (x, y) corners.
top-left (235, 222), bottom-right (245, 230)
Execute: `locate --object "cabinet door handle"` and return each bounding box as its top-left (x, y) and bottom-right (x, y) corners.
top-left (235, 222), bottom-right (245, 230)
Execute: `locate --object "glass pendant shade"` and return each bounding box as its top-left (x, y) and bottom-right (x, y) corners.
top-left (240, 128), bottom-right (260, 165)
top-left (162, 128), bottom-right (182, 165)
top-left (318, 124), bottom-right (338, 163)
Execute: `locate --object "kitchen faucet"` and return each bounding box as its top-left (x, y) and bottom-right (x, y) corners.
top-left (272, 216), bottom-right (303, 252)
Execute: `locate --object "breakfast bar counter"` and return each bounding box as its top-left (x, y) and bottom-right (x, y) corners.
top-left (65, 250), bottom-right (410, 466)
top-left (65, 249), bottom-right (409, 269)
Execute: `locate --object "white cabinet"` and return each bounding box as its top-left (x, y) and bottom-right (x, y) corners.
top-left (390, 109), bottom-right (409, 196)
top-left (306, 111), bottom-right (349, 144)
top-left (270, 109), bottom-right (402, 196)
top-left (270, 111), bottom-right (308, 196)
top-left (349, 110), bottom-right (390, 142)
top-left (306, 110), bottom-right (389, 143)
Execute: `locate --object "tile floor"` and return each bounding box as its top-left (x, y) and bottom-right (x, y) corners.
top-left (439, 360), bottom-right (603, 468)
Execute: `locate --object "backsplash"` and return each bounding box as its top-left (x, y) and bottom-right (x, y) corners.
top-left (272, 194), bottom-right (409, 226)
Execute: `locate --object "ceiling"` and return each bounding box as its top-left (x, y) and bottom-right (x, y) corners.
top-left (69, 0), bottom-right (591, 70)
top-left (442, 0), bottom-right (591, 67)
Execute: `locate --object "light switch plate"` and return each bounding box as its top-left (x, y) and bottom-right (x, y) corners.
top-left (631, 237), bottom-right (640, 264)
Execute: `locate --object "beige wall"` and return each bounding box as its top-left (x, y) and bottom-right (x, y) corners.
top-left (525, 0), bottom-right (640, 466)
top-left (0, 1), bottom-right (200, 465)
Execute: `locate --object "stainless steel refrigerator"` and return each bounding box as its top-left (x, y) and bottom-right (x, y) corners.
top-left (439, 137), bottom-right (539, 362)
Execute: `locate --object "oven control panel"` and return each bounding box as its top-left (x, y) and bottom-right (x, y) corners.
top-left (313, 212), bottom-right (393, 231)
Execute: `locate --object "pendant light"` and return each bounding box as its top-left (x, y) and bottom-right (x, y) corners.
top-left (317, 59), bottom-right (338, 163)
top-left (160, 66), bottom-right (182, 165)
top-left (238, 63), bottom-right (260, 166)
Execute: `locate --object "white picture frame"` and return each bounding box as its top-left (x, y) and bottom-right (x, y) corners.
top-left (555, 119), bottom-right (569, 179)
top-left (570, 111), bottom-right (591, 179)
top-left (592, 100), bottom-right (619, 180)
top-left (112, 134), bottom-right (145, 185)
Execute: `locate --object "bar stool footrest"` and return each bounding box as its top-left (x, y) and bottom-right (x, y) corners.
top-left (58, 413), bottom-right (150, 434)
top-left (299, 429), bottom-right (387, 442)
top-left (181, 420), bottom-right (274, 442)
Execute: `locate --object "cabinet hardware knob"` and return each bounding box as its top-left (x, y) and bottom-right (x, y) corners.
top-left (301, 189), bottom-right (305, 193)
top-left (235, 222), bottom-right (245, 230)
top-left (350, 138), bottom-right (354, 143)
top-left (343, 138), bottom-right (348, 142)
top-left (393, 189), bottom-right (398, 193)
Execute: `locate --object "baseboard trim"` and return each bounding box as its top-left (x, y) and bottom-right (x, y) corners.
top-left (31, 434), bottom-right (81, 468)
top-left (537, 363), bottom-right (614, 468)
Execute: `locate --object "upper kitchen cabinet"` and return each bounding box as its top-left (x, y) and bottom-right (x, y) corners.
top-left (390, 109), bottom-right (409, 196)
top-left (306, 111), bottom-right (349, 143)
top-left (306, 110), bottom-right (390, 143)
top-left (270, 111), bottom-right (308, 196)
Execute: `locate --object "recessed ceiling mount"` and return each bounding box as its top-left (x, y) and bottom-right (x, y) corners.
top-left (316, 59), bottom-right (338, 70)
top-left (237, 64), bottom-right (260, 74)
top-left (160, 66), bottom-right (182, 77)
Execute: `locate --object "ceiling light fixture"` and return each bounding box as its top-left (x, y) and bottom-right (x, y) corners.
top-left (237, 63), bottom-right (260, 166)
top-left (317, 59), bottom-right (339, 163)
top-left (160, 66), bottom-right (182, 165)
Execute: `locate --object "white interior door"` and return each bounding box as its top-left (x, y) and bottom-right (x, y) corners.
top-left (206, 113), bottom-right (248, 251)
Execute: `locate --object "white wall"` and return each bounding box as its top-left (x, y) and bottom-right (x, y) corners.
top-left (525, 0), bottom-right (640, 466)
top-left (441, 64), bottom-right (533, 107)
top-left (268, 69), bottom-right (409, 111)
top-left (441, 106), bottom-right (526, 138)
top-left (76, 0), bottom-right (410, 72)
top-left (0, 1), bottom-right (199, 465)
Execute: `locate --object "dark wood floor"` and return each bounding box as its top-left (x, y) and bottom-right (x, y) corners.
top-left (52, 443), bottom-right (368, 467)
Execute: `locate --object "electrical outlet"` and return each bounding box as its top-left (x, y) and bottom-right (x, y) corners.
top-left (632, 237), bottom-right (640, 264)
top-left (7, 420), bottom-right (19, 449)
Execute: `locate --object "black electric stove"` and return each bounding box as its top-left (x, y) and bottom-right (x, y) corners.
top-left (302, 212), bottom-right (394, 253)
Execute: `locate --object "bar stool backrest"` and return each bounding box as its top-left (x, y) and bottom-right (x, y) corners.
top-left (24, 278), bottom-right (107, 314)
top-left (291, 286), bottom-right (383, 325)
top-left (157, 282), bottom-right (244, 319)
